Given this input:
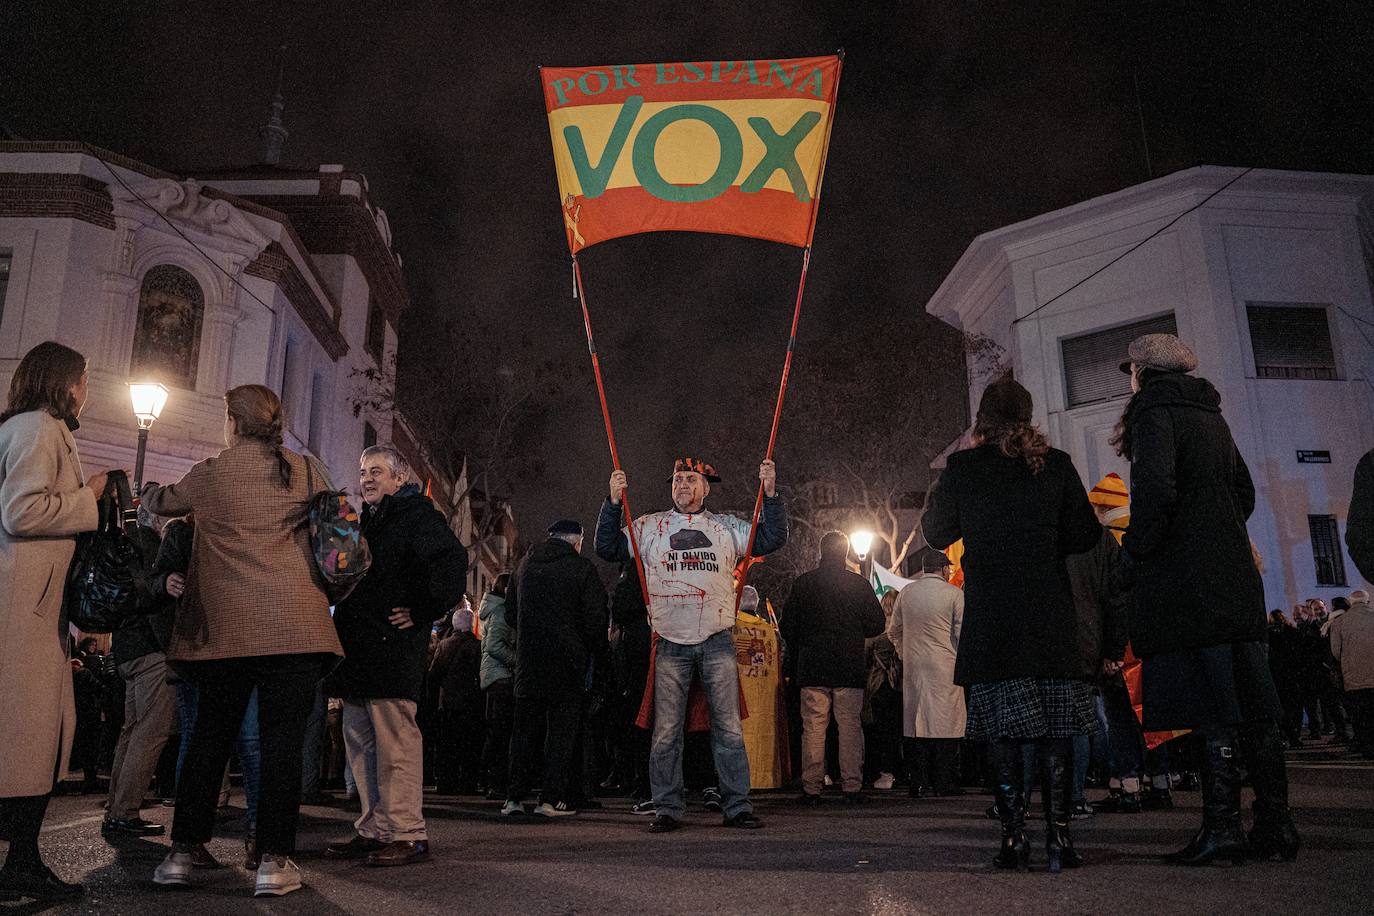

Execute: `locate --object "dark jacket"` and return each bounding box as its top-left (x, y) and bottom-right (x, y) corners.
top-left (1119, 373), bottom-right (1265, 656)
top-left (507, 538), bottom-right (608, 699)
top-left (1065, 527), bottom-right (1129, 678)
top-left (924, 444), bottom-right (1101, 684)
top-left (430, 629), bottom-right (483, 711)
top-left (1347, 449), bottom-right (1374, 583)
top-left (112, 524), bottom-right (173, 668)
top-left (611, 566), bottom-right (652, 708)
top-left (327, 485), bottom-right (469, 702)
top-left (781, 560), bottom-right (886, 688)
top-left (478, 592), bottom-right (515, 690)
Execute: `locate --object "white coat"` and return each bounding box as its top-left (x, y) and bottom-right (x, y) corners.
top-left (0, 410), bottom-right (99, 797)
top-left (890, 573), bottom-right (966, 739)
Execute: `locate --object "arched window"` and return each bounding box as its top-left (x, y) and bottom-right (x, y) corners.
top-left (131, 264), bottom-right (204, 389)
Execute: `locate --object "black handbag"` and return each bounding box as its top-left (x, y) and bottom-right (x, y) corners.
top-left (65, 470), bottom-right (153, 633)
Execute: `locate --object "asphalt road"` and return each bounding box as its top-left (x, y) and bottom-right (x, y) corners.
top-left (8, 738), bottom-right (1372, 915)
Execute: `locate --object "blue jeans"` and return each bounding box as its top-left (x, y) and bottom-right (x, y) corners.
top-left (176, 682), bottom-right (261, 827)
top-left (650, 630), bottom-right (752, 820)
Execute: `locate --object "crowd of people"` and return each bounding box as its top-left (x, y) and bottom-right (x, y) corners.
top-left (1, 331), bottom-right (1371, 901)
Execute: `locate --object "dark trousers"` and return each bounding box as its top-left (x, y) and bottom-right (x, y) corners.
top-left (905, 737), bottom-right (960, 792)
top-left (508, 690), bottom-right (582, 804)
top-left (0, 794), bottom-right (49, 870)
top-left (170, 653), bottom-right (326, 856)
top-left (481, 680), bottom-right (515, 791)
top-left (1347, 689), bottom-right (1374, 756)
top-left (864, 686), bottom-right (903, 781)
top-left (437, 705), bottom-right (484, 792)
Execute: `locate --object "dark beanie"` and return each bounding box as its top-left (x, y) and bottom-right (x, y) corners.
top-left (547, 519), bottom-right (584, 537)
top-left (976, 377), bottom-right (1033, 426)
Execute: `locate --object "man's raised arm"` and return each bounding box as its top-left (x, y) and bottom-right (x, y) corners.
top-left (595, 469), bottom-right (633, 562)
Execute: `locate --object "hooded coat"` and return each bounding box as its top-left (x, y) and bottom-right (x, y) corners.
top-left (924, 444), bottom-right (1101, 685)
top-left (507, 538), bottom-right (608, 699)
top-left (327, 484), bottom-right (468, 702)
top-left (478, 591), bottom-right (515, 690)
top-left (1119, 373), bottom-right (1265, 657)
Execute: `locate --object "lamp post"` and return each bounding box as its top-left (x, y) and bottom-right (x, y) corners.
top-left (128, 382), bottom-right (169, 491)
top-left (851, 528), bottom-right (875, 586)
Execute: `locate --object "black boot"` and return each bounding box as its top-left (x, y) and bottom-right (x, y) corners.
top-left (1037, 739), bottom-right (1083, 873)
top-left (1243, 720), bottom-right (1300, 861)
top-left (1167, 726), bottom-right (1248, 866)
top-left (988, 740), bottom-right (1030, 871)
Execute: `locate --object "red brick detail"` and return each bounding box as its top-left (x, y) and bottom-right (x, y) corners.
top-left (246, 242), bottom-right (349, 360)
top-left (0, 172), bottom-right (116, 228)
top-left (237, 195), bottom-right (409, 325)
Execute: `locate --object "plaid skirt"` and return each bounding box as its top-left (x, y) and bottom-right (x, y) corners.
top-left (965, 677), bottom-right (1098, 740)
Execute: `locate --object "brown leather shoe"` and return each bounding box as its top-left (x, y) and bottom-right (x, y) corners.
top-left (189, 844), bottom-right (223, 869)
top-left (365, 840), bottom-right (430, 867)
top-left (324, 834), bottom-right (387, 860)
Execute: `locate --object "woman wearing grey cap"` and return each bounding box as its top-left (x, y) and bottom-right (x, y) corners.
top-left (1114, 333), bottom-right (1298, 866)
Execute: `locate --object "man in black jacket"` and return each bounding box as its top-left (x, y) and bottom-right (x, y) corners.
top-left (102, 503), bottom-right (176, 838)
top-left (782, 531), bottom-right (886, 804)
top-left (503, 520), bottom-right (608, 818)
top-left (324, 446), bottom-right (467, 868)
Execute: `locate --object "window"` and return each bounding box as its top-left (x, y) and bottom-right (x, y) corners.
top-left (0, 249), bottom-right (11, 327)
top-left (363, 421), bottom-right (377, 450)
top-left (1309, 515), bottom-right (1348, 587)
top-left (131, 264), bottom-right (204, 388)
top-left (1247, 304), bottom-right (1337, 380)
top-left (365, 295), bottom-right (386, 366)
top-left (308, 371), bottom-right (327, 454)
top-left (1061, 313), bottom-right (1178, 408)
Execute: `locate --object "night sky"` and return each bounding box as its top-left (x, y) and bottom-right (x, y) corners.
top-left (3, 1), bottom-right (1372, 546)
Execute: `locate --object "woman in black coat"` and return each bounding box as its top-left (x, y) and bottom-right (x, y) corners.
top-left (924, 378), bottom-right (1101, 873)
top-left (1114, 333), bottom-right (1297, 866)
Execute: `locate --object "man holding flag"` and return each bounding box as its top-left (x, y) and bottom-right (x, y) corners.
top-left (596, 458), bottom-right (787, 832)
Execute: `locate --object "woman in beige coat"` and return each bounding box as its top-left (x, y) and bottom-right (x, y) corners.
top-left (143, 384), bottom-right (341, 899)
top-left (0, 341), bottom-right (115, 902)
top-left (889, 548), bottom-right (966, 797)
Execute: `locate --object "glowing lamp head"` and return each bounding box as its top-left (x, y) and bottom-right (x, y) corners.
top-left (850, 529), bottom-right (874, 561)
top-left (129, 382), bottom-right (169, 429)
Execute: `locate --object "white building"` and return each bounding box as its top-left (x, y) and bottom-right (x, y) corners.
top-left (927, 166), bottom-right (1374, 607)
top-left (0, 140), bottom-right (403, 497)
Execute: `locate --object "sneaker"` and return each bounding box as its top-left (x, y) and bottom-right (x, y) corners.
top-left (701, 787), bottom-right (723, 812)
top-left (1070, 799), bottom-right (1094, 819)
top-left (102, 816), bottom-right (165, 837)
top-left (534, 801), bottom-right (578, 818)
top-left (630, 800), bottom-right (657, 816)
top-left (1142, 787), bottom-right (1175, 810)
top-left (152, 851), bottom-right (195, 887)
top-left (254, 856), bottom-right (303, 897)
top-left (1095, 790), bottom-right (1142, 814)
top-left (648, 815), bottom-right (682, 833)
top-left (872, 772), bottom-right (896, 790)
top-left (823, 775), bottom-right (834, 787)
top-left (500, 800), bottom-right (528, 817)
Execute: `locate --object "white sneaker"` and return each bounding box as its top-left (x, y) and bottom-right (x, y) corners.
top-left (873, 772), bottom-right (896, 790)
top-left (500, 799), bottom-right (527, 816)
top-left (153, 851), bottom-right (195, 886)
top-left (823, 775), bottom-right (834, 787)
top-left (254, 856), bottom-right (303, 897)
top-left (534, 801), bottom-right (578, 817)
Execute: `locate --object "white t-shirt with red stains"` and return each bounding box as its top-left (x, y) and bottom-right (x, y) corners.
top-left (624, 509), bottom-right (752, 646)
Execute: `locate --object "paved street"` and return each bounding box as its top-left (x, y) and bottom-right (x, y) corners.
top-left (11, 740), bottom-right (1372, 916)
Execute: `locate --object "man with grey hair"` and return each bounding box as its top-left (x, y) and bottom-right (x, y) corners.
top-left (324, 445), bottom-right (467, 867)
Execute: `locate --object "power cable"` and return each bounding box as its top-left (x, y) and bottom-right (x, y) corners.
top-left (1013, 167), bottom-right (1255, 325)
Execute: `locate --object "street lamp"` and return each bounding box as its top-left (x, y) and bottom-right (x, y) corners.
top-left (128, 382), bottom-right (169, 491)
top-left (851, 528), bottom-right (875, 583)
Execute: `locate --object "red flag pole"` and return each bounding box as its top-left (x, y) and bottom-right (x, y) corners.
top-left (737, 51), bottom-right (845, 603)
top-left (572, 256), bottom-right (651, 606)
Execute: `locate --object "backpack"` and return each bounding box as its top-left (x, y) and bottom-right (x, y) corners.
top-left (66, 471), bottom-right (153, 633)
top-left (304, 459), bottom-right (371, 604)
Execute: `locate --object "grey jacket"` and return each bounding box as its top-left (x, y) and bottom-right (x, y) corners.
top-left (479, 592), bottom-right (515, 689)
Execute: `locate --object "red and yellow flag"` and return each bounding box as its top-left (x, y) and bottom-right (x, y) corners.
top-left (541, 56), bottom-right (841, 252)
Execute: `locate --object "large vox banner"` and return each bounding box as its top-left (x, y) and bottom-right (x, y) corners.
top-left (542, 56), bottom-right (842, 252)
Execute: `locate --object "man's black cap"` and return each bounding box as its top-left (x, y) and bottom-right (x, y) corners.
top-left (547, 519), bottom-right (584, 537)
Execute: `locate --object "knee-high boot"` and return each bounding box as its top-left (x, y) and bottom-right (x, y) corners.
top-left (1242, 719), bottom-right (1300, 861)
top-left (1037, 738), bottom-right (1082, 873)
top-left (988, 740), bottom-right (1029, 870)
top-left (1167, 725), bottom-right (1248, 866)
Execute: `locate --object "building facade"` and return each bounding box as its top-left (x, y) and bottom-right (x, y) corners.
top-left (0, 140), bottom-right (400, 508)
top-left (927, 166), bottom-right (1374, 607)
